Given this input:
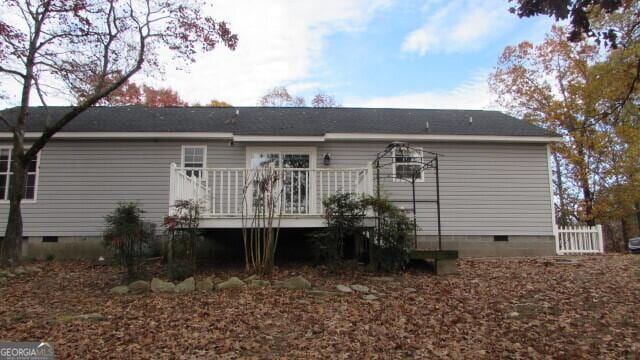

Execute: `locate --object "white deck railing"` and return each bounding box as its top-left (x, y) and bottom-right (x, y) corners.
top-left (168, 163), bottom-right (210, 215)
top-left (169, 163), bottom-right (373, 217)
top-left (555, 225), bottom-right (604, 254)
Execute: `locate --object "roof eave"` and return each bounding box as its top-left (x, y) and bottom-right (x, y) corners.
top-left (0, 132), bottom-right (562, 143)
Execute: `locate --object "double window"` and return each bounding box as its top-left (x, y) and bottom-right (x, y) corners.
top-left (0, 148), bottom-right (39, 201)
top-left (181, 146), bottom-right (206, 178)
top-left (393, 147), bottom-right (424, 182)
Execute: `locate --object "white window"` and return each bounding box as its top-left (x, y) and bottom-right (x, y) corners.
top-left (393, 147), bottom-right (424, 182)
top-left (181, 145), bottom-right (206, 178)
top-left (0, 147), bottom-right (39, 201)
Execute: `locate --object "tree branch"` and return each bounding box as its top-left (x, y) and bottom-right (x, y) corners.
top-left (0, 115), bottom-right (15, 135)
top-left (0, 66), bottom-right (26, 78)
top-left (25, 15), bottom-right (148, 160)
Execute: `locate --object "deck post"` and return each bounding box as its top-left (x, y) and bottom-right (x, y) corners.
top-left (435, 154), bottom-right (442, 251)
top-left (169, 163), bottom-right (177, 215)
top-left (367, 161), bottom-right (374, 196)
top-left (555, 225), bottom-right (561, 255)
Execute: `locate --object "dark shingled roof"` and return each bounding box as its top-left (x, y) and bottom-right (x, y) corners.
top-left (0, 106), bottom-right (554, 137)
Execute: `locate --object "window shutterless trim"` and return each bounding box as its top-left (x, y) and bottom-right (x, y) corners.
top-left (180, 145), bottom-right (207, 169)
top-left (0, 146), bottom-right (40, 204)
top-left (392, 147), bottom-right (424, 183)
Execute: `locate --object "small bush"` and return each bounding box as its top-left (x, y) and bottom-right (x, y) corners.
top-left (309, 193), bottom-right (367, 267)
top-left (45, 254), bottom-right (55, 261)
top-left (365, 197), bottom-right (414, 272)
top-left (164, 259), bottom-right (197, 281)
top-left (311, 194), bottom-right (414, 273)
top-left (104, 202), bottom-right (154, 281)
top-left (163, 199), bottom-right (203, 279)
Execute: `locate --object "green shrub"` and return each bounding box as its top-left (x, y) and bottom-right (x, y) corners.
top-left (163, 199), bottom-right (203, 279)
top-left (309, 193), bottom-right (367, 266)
top-left (164, 259), bottom-right (197, 281)
top-left (311, 194), bottom-right (414, 272)
top-left (104, 202), bottom-right (154, 281)
top-left (364, 197), bottom-right (414, 272)
top-left (45, 254), bottom-right (55, 261)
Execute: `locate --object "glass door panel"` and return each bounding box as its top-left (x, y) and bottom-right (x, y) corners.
top-left (282, 154), bottom-right (310, 214)
top-left (247, 151), bottom-right (313, 215)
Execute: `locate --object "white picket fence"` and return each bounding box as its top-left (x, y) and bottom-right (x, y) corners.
top-left (555, 225), bottom-right (604, 254)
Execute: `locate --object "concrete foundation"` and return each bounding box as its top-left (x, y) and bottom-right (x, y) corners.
top-left (19, 233), bottom-right (557, 260)
top-left (416, 235), bottom-right (556, 257)
top-left (23, 236), bottom-right (108, 260)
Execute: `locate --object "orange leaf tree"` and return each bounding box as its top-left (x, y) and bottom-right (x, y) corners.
top-left (490, 22), bottom-right (639, 227)
top-left (0, 0), bottom-right (238, 265)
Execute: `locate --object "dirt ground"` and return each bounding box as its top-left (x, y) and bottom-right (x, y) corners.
top-left (0, 255), bottom-right (638, 359)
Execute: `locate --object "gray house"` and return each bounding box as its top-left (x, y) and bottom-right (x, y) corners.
top-left (0, 106), bottom-right (559, 258)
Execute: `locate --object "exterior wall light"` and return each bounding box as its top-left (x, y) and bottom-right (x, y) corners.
top-left (323, 153), bottom-right (331, 166)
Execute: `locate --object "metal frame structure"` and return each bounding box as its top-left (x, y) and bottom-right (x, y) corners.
top-left (372, 142), bottom-right (444, 250)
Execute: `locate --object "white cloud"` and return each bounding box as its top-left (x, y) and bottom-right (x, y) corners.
top-left (0, 0), bottom-right (391, 109)
top-left (158, 0), bottom-right (392, 106)
top-left (345, 74), bottom-right (497, 110)
top-left (401, 0), bottom-right (515, 56)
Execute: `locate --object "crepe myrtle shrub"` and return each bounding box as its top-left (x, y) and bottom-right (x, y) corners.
top-left (364, 196), bottom-right (414, 273)
top-left (103, 202), bottom-right (155, 281)
top-left (309, 193), bottom-right (367, 266)
top-left (163, 199), bottom-right (203, 280)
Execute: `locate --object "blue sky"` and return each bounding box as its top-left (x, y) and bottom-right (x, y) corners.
top-left (1, 0), bottom-right (555, 109)
top-left (288, 0), bottom-right (552, 109)
top-left (161, 0), bottom-right (553, 109)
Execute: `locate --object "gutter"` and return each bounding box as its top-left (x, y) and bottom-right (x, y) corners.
top-left (0, 132), bottom-right (562, 143)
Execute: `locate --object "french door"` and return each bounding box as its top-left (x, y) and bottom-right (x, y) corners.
top-left (247, 148), bottom-right (316, 214)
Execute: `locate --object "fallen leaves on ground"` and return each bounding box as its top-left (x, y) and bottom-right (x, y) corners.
top-left (0, 255), bottom-right (639, 359)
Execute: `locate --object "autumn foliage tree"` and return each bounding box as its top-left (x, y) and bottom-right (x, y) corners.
top-left (508, 0), bottom-right (629, 46)
top-left (490, 5), bottom-right (639, 233)
top-left (258, 86), bottom-right (306, 107)
top-left (98, 81), bottom-right (187, 107)
top-left (100, 81), bottom-right (143, 106)
top-left (311, 91), bottom-right (340, 108)
top-left (141, 85), bottom-right (187, 107)
top-left (258, 86), bottom-right (341, 108)
top-left (0, 0), bottom-right (237, 265)
top-left (208, 99), bottom-right (232, 107)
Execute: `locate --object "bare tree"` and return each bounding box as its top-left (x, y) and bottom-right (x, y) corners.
top-left (0, 0), bottom-right (237, 265)
top-left (258, 86), bottom-right (305, 107)
top-left (311, 91), bottom-right (340, 107)
top-left (258, 86), bottom-right (342, 108)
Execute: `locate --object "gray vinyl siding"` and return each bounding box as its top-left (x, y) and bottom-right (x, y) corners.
top-left (0, 140), bottom-right (242, 236)
top-left (0, 139), bottom-right (553, 237)
top-left (316, 141), bottom-right (553, 236)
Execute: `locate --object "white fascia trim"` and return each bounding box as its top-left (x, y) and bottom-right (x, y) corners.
top-left (2, 132), bottom-right (234, 140)
top-left (1, 132), bottom-right (562, 143)
top-left (233, 135), bottom-right (325, 142)
top-left (323, 133), bottom-right (563, 143)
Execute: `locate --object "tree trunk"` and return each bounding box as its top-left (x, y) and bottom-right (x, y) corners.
top-left (553, 153), bottom-right (570, 226)
top-left (582, 184), bottom-right (595, 226)
top-left (635, 202), bottom-right (640, 235)
top-left (574, 144), bottom-right (595, 226)
top-left (621, 218), bottom-right (629, 252)
top-left (0, 147), bottom-right (27, 266)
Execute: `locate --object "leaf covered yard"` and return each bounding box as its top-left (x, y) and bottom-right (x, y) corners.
top-left (0, 255), bottom-right (639, 359)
